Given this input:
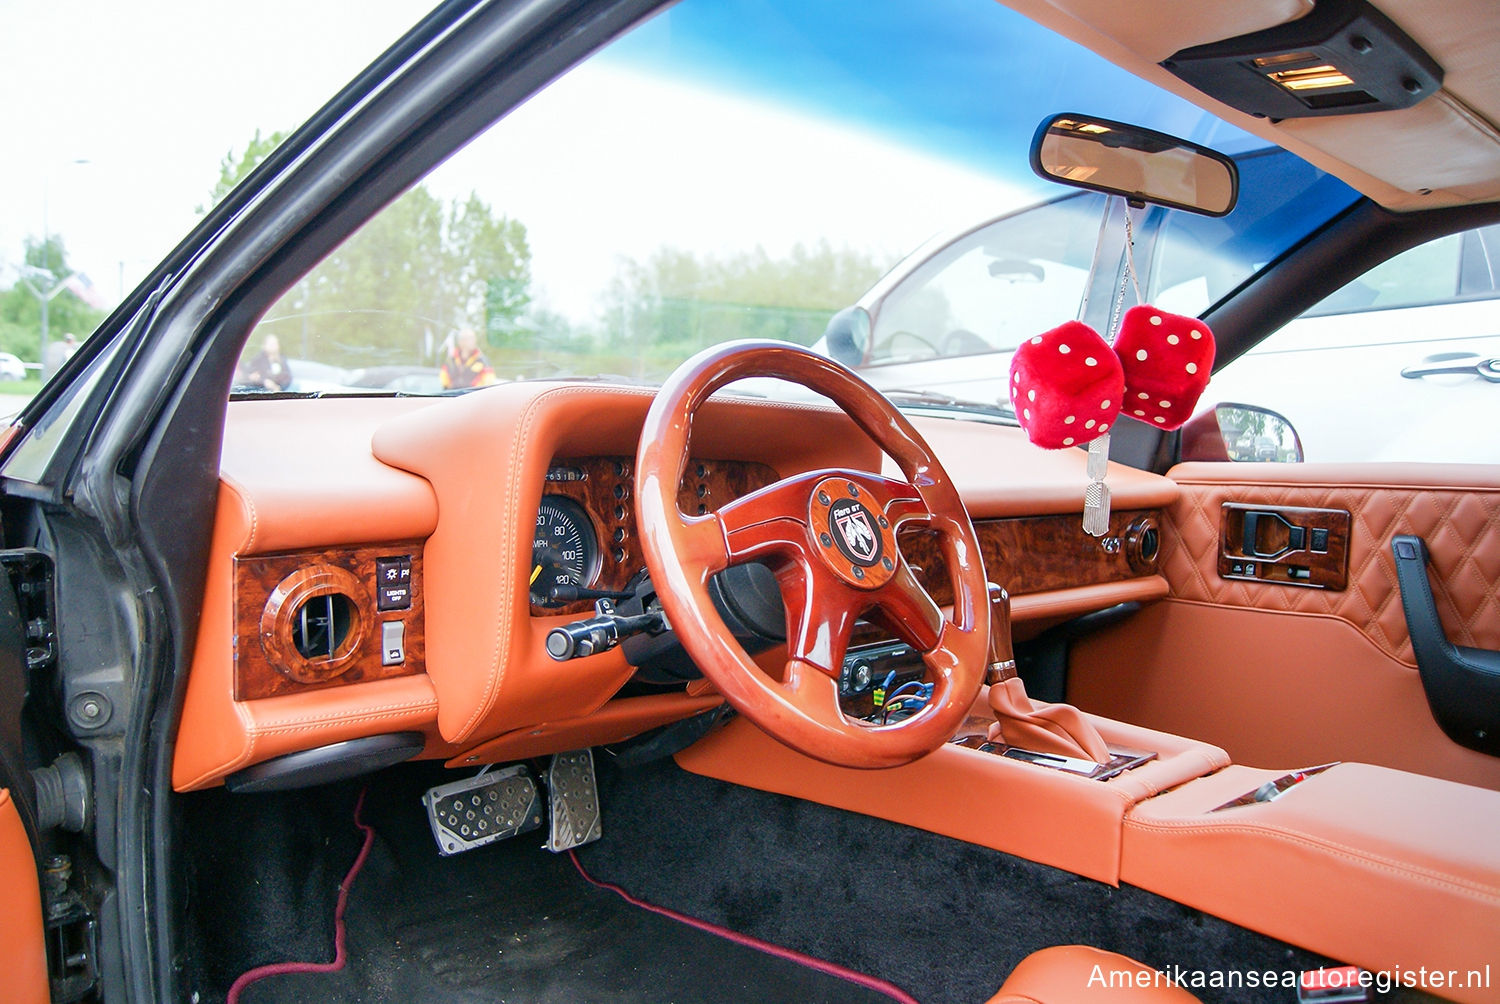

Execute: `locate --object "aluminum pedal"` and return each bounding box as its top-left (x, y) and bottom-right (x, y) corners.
top-left (423, 764), bottom-right (543, 857)
top-left (544, 749), bottom-right (602, 852)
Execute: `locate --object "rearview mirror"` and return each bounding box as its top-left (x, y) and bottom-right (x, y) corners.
top-left (1030, 114), bottom-right (1239, 217)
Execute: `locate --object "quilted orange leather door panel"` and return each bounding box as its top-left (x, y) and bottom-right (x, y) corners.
top-left (1069, 463), bottom-right (1500, 790)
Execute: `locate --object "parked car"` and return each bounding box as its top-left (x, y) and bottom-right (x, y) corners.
top-left (346, 364), bottom-right (446, 394)
top-left (3, 2), bottom-right (1498, 1004)
top-left (0, 352), bottom-right (27, 381)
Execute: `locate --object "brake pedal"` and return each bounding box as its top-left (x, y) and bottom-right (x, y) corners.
top-left (544, 749), bottom-right (602, 852)
top-left (423, 765), bottom-right (543, 857)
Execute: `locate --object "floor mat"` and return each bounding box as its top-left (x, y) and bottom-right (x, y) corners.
top-left (236, 767), bottom-right (908, 1004)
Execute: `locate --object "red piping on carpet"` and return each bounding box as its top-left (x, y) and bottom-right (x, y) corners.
top-left (225, 787), bottom-right (375, 1004)
top-left (568, 848), bottom-right (922, 1004)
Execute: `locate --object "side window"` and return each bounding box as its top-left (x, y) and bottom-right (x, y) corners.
top-left (1303, 232), bottom-right (1466, 316)
top-left (1201, 223), bottom-right (1500, 464)
top-left (866, 193), bottom-right (1106, 365)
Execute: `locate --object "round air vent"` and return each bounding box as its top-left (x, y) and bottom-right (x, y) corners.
top-left (1124, 516), bottom-right (1161, 575)
top-left (291, 592), bottom-right (355, 660)
top-left (261, 565), bottom-right (367, 684)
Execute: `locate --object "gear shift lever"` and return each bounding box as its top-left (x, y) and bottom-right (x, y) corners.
top-left (984, 583), bottom-right (1018, 686)
top-left (984, 584), bottom-right (1111, 764)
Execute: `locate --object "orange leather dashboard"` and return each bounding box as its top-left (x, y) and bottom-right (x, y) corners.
top-left (172, 389), bottom-right (1176, 789)
top-left (174, 400), bottom-right (447, 790)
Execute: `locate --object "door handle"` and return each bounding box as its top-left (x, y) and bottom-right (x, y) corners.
top-left (1391, 534), bottom-right (1500, 756)
top-left (1400, 352), bottom-right (1500, 382)
top-left (1242, 509), bottom-right (1305, 558)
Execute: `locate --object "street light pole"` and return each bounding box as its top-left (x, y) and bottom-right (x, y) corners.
top-left (30, 159), bottom-right (91, 377)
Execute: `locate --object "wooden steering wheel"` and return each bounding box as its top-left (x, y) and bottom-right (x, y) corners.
top-left (635, 340), bottom-right (990, 768)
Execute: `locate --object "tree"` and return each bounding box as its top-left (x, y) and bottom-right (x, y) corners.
top-left (211, 130), bottom-right (533, 369)
top-left (0, 235), bottom-right (109, 362)
top-left (601, 240), bottom-right (894, 377)
top-left (198, 129), bottom-right (288, 215)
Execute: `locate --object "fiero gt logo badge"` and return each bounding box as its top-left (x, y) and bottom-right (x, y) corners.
top-left (828, 497), bottom-right (882, 567)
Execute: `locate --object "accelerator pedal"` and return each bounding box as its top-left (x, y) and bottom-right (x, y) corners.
top-left (423, 764), bottom-right (543, 857)
top-left (544, 749), bottom-right (602, 852)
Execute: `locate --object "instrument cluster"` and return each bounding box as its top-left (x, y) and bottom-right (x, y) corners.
top-left (530, 456), bottom-right (779, 615)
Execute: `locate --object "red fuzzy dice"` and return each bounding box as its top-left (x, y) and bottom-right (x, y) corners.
top-left (1112, 305), bottom-right (1215, 431)
top-left (1009, 320), bottom-right (1124, 450)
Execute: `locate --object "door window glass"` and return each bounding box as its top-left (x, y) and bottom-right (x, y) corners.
top-left (1201, 223), bottom-right (1500, 464)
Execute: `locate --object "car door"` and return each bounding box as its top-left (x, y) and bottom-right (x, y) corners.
top-left (1066, 222), bottom-right (1500, 791)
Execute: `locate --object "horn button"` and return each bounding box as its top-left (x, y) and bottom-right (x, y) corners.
top-left (808, 477), bottom-right (899, 589)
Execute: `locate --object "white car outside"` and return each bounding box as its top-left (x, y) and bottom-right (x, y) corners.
top-left (828, 194), bottom-right (1500, 464)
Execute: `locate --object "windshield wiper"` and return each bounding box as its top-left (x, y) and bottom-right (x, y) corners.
top-left (882, 388), bottom-right (1015, 421)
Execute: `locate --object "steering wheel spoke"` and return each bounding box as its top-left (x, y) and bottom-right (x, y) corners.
top-left (868, 558), bottom-right (944, 653)
top-left (674, 514), bottom-right (733, 579)
top-left (782, 658), bottom-right (845, 720)
top-left (780, 568), bottom-right (863, 677)
top-left (713, 480), bottom-right (820, 567)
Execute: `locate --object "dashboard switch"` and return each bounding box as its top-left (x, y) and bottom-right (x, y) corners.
top-left (376, 555), bottom-right (413, 610)
top-left (381, 621), bottom-right (406, 666)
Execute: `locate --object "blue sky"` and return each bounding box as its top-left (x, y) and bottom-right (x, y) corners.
top-left (604, 0), bottom-right (1257, 188)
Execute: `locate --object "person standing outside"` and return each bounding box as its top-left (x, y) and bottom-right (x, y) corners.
top-left (243, 334), bottom-right (294, 391)
top-left (439, 326), bottom-right (498, 389)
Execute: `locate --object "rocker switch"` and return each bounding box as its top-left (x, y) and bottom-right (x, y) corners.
top-left (376, 555), bottom-right (413, 610)
top-left (381, 621), bottom-right (406, 666)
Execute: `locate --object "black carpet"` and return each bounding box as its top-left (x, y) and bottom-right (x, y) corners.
top-left (183, 755), bottom-right (1444, 1004)
top-left (578, 756), bottom-right (1439, 1004)
top-left (191, 766), bottom-right (901, 1004)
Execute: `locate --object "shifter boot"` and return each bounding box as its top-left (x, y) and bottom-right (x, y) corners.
top-left (987, 676), bottom-right (1111, 763)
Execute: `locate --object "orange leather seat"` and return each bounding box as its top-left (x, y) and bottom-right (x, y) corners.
top-left (1, 788), bottom-right (49, 1004)
top-left (987, 946), bottom-right (1201, 1003)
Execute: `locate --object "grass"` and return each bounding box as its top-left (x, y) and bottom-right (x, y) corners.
top-left (0, 376), bottom-right (44, 396)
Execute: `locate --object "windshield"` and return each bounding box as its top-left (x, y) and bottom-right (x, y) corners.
top-left (234, 0), bottom-right (1358, 403)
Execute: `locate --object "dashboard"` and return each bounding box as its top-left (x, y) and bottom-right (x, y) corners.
top-left (171, 385), bottom-right (1179, 791)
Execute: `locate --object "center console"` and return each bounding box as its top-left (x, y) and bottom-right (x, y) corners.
top-left (675, 700), bottom-right (1231, 883)
top-left (676, 696), bottom-right (1500, 1003)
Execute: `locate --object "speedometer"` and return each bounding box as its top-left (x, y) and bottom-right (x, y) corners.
top-left (531, 496), bottom-right (600, 607)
